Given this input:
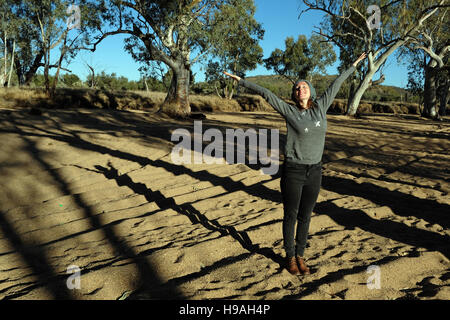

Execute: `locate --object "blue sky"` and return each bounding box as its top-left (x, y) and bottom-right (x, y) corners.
top-left (66, 0), bottom-right (409, 88)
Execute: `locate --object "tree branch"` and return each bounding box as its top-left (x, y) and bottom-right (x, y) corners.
top-left (300, 0), bottom-right (349, 20)
top-left (131, 23), bottom-right (176, 70)
top-left (78, 29), bottom-right (134, 52)
top-left (369, 74), bottom-right (385, 86)
top-left (403, 0), bottom-right (446, 37)
top-left (37, 63), bottom-right (72, 72)
top-left (348, 6), bottom-right (371, 40)
top-left (312, 27), bottom-right (347, 54)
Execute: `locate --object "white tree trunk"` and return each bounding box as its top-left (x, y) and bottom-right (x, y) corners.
top-left (2, 31), bottom-right (7, 86)
top-left (214, 83), bottom-right (223, 98)
top-left (347, 41), bottom-right (405, 115)
top-left (346, 75), bottom-right (372, 115)
top-left (7, 39), bottom-right (15, 87)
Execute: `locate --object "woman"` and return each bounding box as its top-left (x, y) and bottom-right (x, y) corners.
top-left (224, 52), bottom-right (367, 275)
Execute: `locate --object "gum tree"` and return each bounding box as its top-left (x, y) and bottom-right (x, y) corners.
top-left (263, 34), bottom-right (336, 84)
top-left (85, 0), bottom-right (262, 118)
top-left (205, 0), bottom-right (264, 99)
top-left (0, 0), bottom-right (19, 87)
top-left (300, 0), bottom-right (449, 116)
top-left (399, 4), bottom-right (449, 119)
top-left (6, 0), bottom-right (98, 92)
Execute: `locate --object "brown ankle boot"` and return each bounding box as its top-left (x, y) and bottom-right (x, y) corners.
top-left (296, 256), bottom-right (310, 274)
top-left (286, 257), bottom-right (301, 275)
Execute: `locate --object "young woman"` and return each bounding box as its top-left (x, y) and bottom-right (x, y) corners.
top-left (224, 52), bottom-right (367, 275)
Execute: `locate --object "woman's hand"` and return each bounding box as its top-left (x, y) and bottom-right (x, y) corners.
top-left (223, 71), bottom-right (241, 82)
top-left (352, 52), bottom-right (367, 67)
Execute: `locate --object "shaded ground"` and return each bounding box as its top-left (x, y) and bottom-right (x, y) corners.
top-left (0, 107), bottom-right (449, 300)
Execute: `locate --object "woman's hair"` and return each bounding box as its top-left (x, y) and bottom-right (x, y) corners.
top-left (291, 86), bottom-right (315, 109)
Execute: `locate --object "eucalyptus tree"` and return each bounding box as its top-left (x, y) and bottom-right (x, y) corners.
top-left (263, 34), bottom-right (336, 84)
top-left (398, 4), bottom-right (449, 119)
top-left (0, 0), bottom-right (19, 87)
top-left (204, 0), bottom-right (264, 99)
top-left (300, 0), bottom-right (449, 116)
top-left (10, 4), bottom-right (45, 86)
top-left (84, 0), bottom-right (263, 117)
top-left (6, 0), bottom-right (98, 94)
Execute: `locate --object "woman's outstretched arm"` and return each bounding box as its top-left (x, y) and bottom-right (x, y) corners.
top-left (223, 71), bottom-right (291, 117)
top-left (316, 52), bottom-right (367, 113)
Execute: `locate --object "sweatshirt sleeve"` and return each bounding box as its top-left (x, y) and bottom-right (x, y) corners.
top-left (316, 65), bottom-right (356, 113)
top-left (239, 79), bottom-right (291, 117)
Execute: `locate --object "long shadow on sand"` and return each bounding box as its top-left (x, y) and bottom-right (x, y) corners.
top-left (281, 254), bottom-right (401, 299)
top-left (0, 209), bottom-right (74, 299)
top-left (94, 162), bottom-right (285, 270)
top-left (1, 123), bottom-right (184, 299)
top-left (314, 199), bottom-right (450, 259)
top-left (321, 175), bottom-right (450, 230)
top-left (1, 109), bottom-right (449, 299)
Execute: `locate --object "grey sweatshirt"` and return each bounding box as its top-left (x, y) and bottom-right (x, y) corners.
top-left (238, 65), bottom-right (356, 165)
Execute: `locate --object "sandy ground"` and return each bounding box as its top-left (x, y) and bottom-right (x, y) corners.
top-left (0, 107), bottom-right (449, 300)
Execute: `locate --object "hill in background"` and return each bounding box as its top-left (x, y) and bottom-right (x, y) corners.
top-left (243, 73), bottom-right (413, 104)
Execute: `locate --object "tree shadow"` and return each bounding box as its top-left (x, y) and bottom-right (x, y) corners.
top-left (2, 111), bottom-right (285, 297)
top-left (2, 112), bottom-right (283, 204)
top-left (5, 131), bottom-right (184, 299)
top-left (86, 160), bottom-right (285, 298)
top-left (91, 108), bottom-right (286, 175)
top-left (279, 193), bottom-right (449, 299)
top-left (321, 175), bottom-right (450, 229)
top-left (280, 254), bottom-right (400, 300)
top-left (0, 210), bottom-right (74, 299)
top-left (334, 167), bottom-right (447, 196)
top-left (313, 199), bottom-right (450, 259)
top-left (94, 161), bottom-right (285, 265)
top-left (2, 109), bottom-right (448, 299)
top-left (327, 116), bottom-right (449, 140)
top-left (324, 139), bottom-right (449, 183)
top-left (321, 155), bottom-right (449, 195)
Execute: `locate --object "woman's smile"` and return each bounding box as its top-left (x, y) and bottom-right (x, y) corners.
top-left (296, 82), bottom-right (310, 100)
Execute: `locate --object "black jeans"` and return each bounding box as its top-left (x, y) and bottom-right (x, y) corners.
top-left (280, 160), bottom-right (322, 258)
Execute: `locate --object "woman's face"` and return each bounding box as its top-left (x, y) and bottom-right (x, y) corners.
top-left (295, 81), bottom-right (310, 101)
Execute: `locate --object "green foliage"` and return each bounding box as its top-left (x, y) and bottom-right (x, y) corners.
top-left (318, 0), bottom-right (414, 70)
top-left (190, 81), bottom-right (215, 95)
top-left (60, 73), bottom-right (82, 87)
top-left (29, 71), bottom-right (165, 91)
top-left (397, 2), bottom-right (449, 112)
top-left (205, 0), bottom-right (264, 98)
top-left (144, 76), bottom-right (167, 92)
top-left (31, 72), bottom-right (83, 88)
top-left (244, 75), bottom-right (292, 99)
top-left (263, 36), bottom-right (310, 82)
top-left (263, 34), bottom-right (336, 83)
top-left (1, 0), bottom-right (104, 88)
top-left (406, 54), bottom-right (425, 99)
top-left (105, 0), bottom-right (266, 106)
top-left (86, 71), bottom-right (165, 91)
top-left (30, 73), bottom-right (50, 87)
